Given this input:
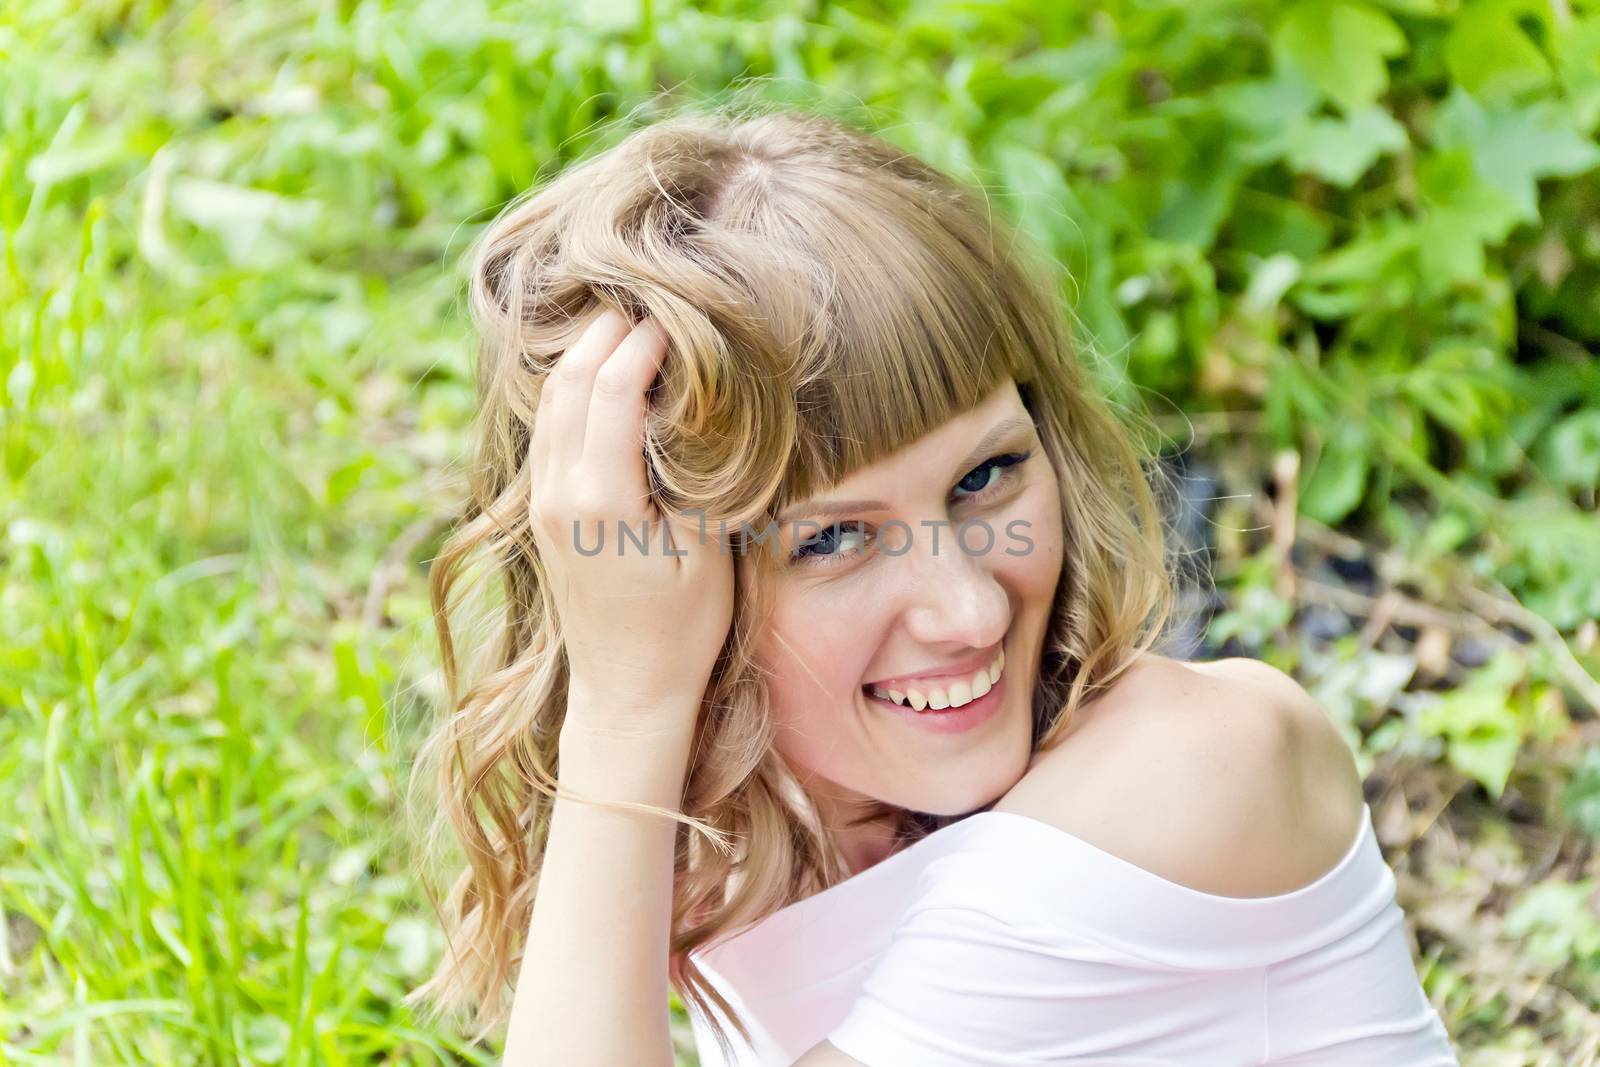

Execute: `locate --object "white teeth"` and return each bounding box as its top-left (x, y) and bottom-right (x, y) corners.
top-left (868, 647), bottom-right (1005, 712)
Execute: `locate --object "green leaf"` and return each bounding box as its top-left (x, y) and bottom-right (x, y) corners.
top-left (1400, 341), bottom-right (1517, 440)
top-left (991, 140), bottom-right (1082, 260)
top-left (1213, 69), bottom-right (1322, 166)
top-left (1228, 193), bottom-right (1334, 261)
top-left (1150, 150), bottom-right (1247, 248)
top-left (1414, 214), bottom-right (1486, 291)
top-left (1553, 17), bottom-right (1600, 130)
top-left (1535, 408), bottom-right (1600, 491)
top-left (1443, 710), bottom-right (1522, 798)
top-left (1434, 89), bottom-right (1600, 224)
top-left (1417, 145), bottom-right (1524, 259)
top-left (1445, 0), bottom-right (1553, 99)
top-left (1286, 105), bottom-right (1409, 186)
top-left (167, 176), bottom-right (323, 268)
top-left (1564, 748), bottom-right (1600, 839)
top-left (1505, 881), bottom-right (1600, 967)
top-left (1272, 1), bottom-right (1409, 112)
top-left (1242, 252), bottom-right (1303, 313)
top-left (1418, 651), bottom-right (1529, 798)
top-left (326, 454), bottom-right (375, 506)
top-left (1290, 222), bottom-right (1415, 318)
top-left (1366, 0), bottom-right (1457, 12)
top-left (1302, 418), bottom-right (1372, 524)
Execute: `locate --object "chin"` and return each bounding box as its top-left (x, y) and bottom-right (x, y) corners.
top-left (903, 743), bottom-right (1033, 817)
top-left (913, 795), bottom-right (1001, 818)
top-left (912, 785), bottom-right (1010, 818)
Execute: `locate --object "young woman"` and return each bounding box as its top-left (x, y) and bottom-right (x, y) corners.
top-left (406, 103), bottom-right (1459, 1066)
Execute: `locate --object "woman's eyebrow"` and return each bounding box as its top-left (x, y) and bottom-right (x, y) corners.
top-left (776, 415), bottom-right (1035, 524)
top-left (950, 415), bottom-right (1034, 475)
top-left (776, 497), bottom-right (888, 526)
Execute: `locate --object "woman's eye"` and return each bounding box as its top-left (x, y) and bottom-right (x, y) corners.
top-left (790, 522), bottom-right (870, 567)
top-left (952, 450), bottom-right (1032, 502)
top-left (787, 450), bottom-right (1032, 568)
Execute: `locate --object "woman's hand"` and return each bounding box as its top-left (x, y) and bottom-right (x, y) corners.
top-left (528, 307), bottom-right (734, 741)
top-left (510, 310), bottom-right (723, 1064)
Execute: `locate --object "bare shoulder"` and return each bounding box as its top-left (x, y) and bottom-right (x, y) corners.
top-left (995, 653), bottom-right (1366, 898)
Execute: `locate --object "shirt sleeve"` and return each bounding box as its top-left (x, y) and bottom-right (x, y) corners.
top-left (822, 895), bottom-right (1160, 1067)
top-left (819, 895), bottom-right (1250, 1067)
top-left (822, 902), bottom-right (1030, 1067)
top-left (819, 805), bottom-right (1449, 1067)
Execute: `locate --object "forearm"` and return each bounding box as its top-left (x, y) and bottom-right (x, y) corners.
top-left (503, 690), bottom-right (699, 1066)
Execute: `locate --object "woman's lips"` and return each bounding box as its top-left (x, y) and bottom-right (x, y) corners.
top-left (864, 669), bottom-right (1006, 736)
top-left (863, 646), bottom-right (1005, 709)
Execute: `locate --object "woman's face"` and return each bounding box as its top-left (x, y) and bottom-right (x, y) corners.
top-left (749, 378), bottom-right (1064, 820)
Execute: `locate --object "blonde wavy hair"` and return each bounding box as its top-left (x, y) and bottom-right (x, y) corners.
top-left (404, 97), bottom-right (1184, 1060)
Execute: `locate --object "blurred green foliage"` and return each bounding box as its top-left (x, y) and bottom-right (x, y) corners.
top-left (2, 0), bottom-right (1597, 1062)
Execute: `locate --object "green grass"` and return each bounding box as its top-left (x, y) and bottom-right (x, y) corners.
top-left (3, 0), bottom-right (1598, 1062)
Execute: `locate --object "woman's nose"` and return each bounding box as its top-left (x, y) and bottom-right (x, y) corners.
top-left (898, 521), bottom-right (1011, 650)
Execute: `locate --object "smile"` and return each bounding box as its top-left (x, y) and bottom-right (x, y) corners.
top-left (864, 647), bottom-right (1005, 712)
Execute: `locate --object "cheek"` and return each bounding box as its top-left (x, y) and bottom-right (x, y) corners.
top-left (758, 591), bottom-right (883, 758)
top-left (996, 480), bottom-right (1065, 599)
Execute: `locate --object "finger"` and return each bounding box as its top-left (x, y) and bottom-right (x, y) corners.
top-left (582, 315), bottom-right (670, 512)
top-left (529, 368), bottom-right (560, 498)
top-left (661, 498), bottom-right (722, 569)
top-left (538, 307), bottom-right (634, 487)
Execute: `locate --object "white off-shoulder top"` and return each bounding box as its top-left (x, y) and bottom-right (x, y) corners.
top-left (684, 802), bottom-right (1459, 1066)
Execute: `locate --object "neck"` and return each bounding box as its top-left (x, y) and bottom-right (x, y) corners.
top-left (803, 777), bottom-right (903, 877)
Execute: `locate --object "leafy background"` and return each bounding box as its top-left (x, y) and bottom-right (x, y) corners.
top-left (2, 0), bottom-right (1598, 1062)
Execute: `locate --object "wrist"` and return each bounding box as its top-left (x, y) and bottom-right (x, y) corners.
top-left (562, 679), bottom-right (705, 740)
top-left (555, 728), bottom-right (694, 812)
top-left (558, 688), bottom-right (701, 805)
top-left (557, 718), bottom-right (697, 768)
